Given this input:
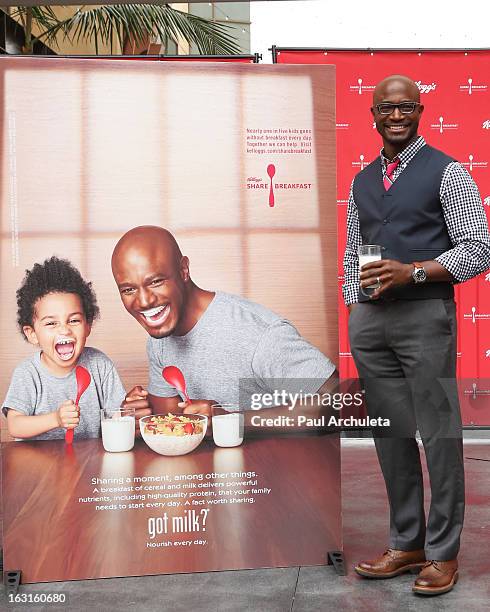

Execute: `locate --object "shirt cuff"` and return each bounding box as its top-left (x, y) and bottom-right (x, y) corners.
top-left (435, 252), bottom-right (465, 283)
top-left (342, 283), bottom-right (359, 305)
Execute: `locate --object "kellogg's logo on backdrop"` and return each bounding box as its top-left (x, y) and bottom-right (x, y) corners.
top-left (349, 78), bottom-right (375, 95)
top-left (486, 349), bottom-right (490, 358)
top-left (336, 123), bottom-right (350, 130)
top-left (463, 306), bottom-right (490, 324)
top-left (415, 81), bottom-right (437, 94)
top-left (464, 382), bottom-right (490, 400)
top-left (459, 78), bottom-right (488, 94)
top-left (485, 272), bottom-right (490, 282)
top-left (483, 120), bottom-right (490, 130)
top-left (430, 116), bottom-right (459, 133)
top-left (352, 154), bottom-right (370, 171)
top-left (483, 196), bottom-right (490, 207)
top-left (462, 154), bottom-right (488, 172)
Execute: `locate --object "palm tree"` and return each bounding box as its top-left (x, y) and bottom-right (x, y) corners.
top-left (10, 4), bottom-right (241, 55)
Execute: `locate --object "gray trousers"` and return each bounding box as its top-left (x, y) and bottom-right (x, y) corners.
top-left (348, 299), bottom-right (464, 560)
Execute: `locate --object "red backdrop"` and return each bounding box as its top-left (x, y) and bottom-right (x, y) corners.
top-left (275, 48), bottom-right (490, 426)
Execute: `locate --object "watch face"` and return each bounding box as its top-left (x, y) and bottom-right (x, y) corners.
top-left (413, 267), bottom-right (427, 283)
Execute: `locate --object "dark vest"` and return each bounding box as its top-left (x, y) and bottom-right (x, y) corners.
top-left (353, 144), bottom-right (455, 301)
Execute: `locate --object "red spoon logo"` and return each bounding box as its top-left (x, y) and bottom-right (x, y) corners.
top-left (267, 164), bottom-right (276, 207)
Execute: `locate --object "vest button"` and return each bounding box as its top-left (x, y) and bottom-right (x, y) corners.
top-left (382, 218), bottom-right (389, 224)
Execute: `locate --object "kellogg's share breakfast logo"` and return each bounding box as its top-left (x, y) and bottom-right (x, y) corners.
top-left (462, 154), bottom-right (488, 172)
top-left (484, 196), bottom-right (490, 207)
top-left (486, 272), bottom-right (490, 282)
top-left (463, 306), bottom-right (490, 324)
top-left (430, 116), bottom-right (459, 133)
top-left (459, 78), bottom-right (488, 94)
top-left (349, 78), bottom-right (375, 95)
top-left (352, 154), bottom-right (370, 170)
top-left (246, 164), bottom-right (312, 208)
top-left (415, 81), bottom-right (437, 94)
top-left (486, 349), bottom-right (490, 358)
top-left (483, 120), bottom-right (490, 130)
top-left (336, 122), bottom-right (350, 130)
top-left (464, 382), bottom-right (490, 400)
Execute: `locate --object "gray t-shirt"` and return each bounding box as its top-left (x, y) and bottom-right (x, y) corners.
top-left (147, 292), bottom-right (336, 406)
top-left (3, 347), bottom-right (126, 441)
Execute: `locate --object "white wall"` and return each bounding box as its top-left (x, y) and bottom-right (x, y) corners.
top-left (251, 0), bottom-right (489, 63)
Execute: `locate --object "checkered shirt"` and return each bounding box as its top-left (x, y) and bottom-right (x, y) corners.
top-left (342, 136), bottom-right (490, 305)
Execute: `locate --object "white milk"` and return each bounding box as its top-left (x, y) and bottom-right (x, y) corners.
top-left (101, 416), bottom-right (135, 452)
top-left (212, 413), bottom-right (244, 448)
top-left (359, 254), bottom-right (381, 289)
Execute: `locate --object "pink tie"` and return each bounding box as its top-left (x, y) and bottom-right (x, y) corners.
top-left (383, 158), bottom-right (400, 190)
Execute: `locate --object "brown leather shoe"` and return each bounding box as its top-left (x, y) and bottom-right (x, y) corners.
top-left (355, 548), bottom-right (426, 578)
top-left (412, 559), bottom-right (459, 595)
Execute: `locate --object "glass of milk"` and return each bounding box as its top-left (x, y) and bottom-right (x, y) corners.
top-left (101, 406), bottom-right (135, 452)
top-left (211, 404), bottom-right (244, 448)
top-left (358, 244), bottom-right (382, 297)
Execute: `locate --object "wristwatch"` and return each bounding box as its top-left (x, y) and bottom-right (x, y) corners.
top-left (412, 262), bottom-right (427, 284)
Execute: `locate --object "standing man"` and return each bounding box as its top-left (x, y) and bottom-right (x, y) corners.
top-left (343, 74), bottom-right (490, 595)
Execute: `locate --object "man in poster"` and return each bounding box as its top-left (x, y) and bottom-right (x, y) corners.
top-left (344, 74), bottom-right (490, 595)
top-left (114, 225), bottom-right (337, 420)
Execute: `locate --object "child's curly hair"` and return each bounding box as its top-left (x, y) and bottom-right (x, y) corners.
top-left (17, 256), bottom-right (100, 337)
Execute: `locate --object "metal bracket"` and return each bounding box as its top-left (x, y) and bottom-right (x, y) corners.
top-left (4, 570), bottom-right (21, 596)
top-left (327, 550), bottom-right (346, 575)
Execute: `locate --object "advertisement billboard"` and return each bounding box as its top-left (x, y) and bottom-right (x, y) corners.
top-left (1, 58), bottom-right (341, 582)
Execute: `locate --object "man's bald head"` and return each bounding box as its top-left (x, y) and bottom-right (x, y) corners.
top-left (111, 226), bottom-right (191, 338)
top-left (373, 75), bottom-right (420, 106)
top-left (111, 226), bottom-right (183, 273)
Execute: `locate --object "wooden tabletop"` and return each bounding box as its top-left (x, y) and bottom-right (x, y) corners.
top-left (2, 434), bottom-right (341, 583)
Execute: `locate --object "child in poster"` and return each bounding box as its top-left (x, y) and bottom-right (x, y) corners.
top-left (3, 256), bottom-right (126, 441)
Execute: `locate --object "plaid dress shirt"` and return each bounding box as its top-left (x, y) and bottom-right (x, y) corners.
top-left (342, 135), bottom-right (490, 305)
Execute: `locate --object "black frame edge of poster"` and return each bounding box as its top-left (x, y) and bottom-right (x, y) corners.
top-left (327, 550), bottom-right (346, 576)
top-left (0, 53), bottom-right (261, 62)
top-left (3, 569), bottom-right (22, 596)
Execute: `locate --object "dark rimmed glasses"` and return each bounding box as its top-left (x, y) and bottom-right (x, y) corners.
top-left (375, 102), bottom-right (421, 115)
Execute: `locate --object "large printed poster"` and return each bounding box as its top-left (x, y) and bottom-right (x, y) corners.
top-left (0, 59), bottom-right (340, 582)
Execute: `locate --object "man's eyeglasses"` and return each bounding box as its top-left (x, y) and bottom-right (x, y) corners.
top-left (375, 102), bottom-right (420, 115)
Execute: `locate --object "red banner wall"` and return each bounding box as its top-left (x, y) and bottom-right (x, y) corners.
top-left (276, 49), bottom-right (490, 426)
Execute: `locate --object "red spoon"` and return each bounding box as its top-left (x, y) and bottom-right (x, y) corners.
top-left (65, 366), bottom-right (91, 444)
top-left (162, 366), bottom-right (192, 404)
top-left (267, 164), bottom-right (276, 207)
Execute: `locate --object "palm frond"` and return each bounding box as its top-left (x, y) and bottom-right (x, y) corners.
top-left (10, 7), bottom-right (54, 31)
top-left (36, 3), bottom-right (241, 56)
top-left (10, 6), bottom-right (61, 51)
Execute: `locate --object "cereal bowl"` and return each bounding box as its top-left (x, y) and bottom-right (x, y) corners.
top-left (139, 414), bottom-right (208, 456)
